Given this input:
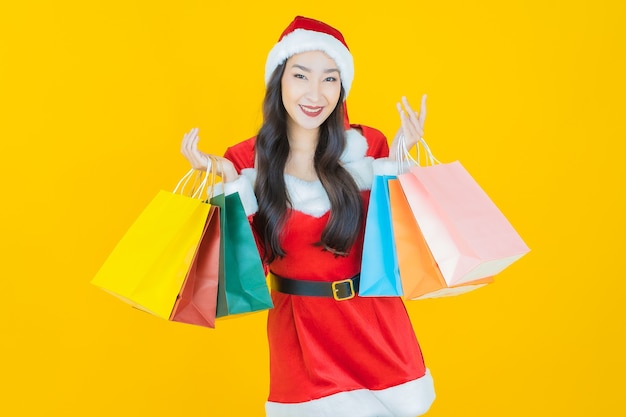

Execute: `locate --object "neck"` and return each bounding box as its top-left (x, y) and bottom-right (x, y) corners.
top-left (287, 122), bottom-right (319, 153)
top-left (284, 121), bottom-right (320, 181)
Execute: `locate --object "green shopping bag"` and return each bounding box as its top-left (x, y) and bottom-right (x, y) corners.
top-left (211, 192), bottom-right (273, 317)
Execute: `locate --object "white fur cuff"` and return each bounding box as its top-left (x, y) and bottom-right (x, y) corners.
top-left (372, 158), bottom-right (406, 176)
top-left (223, 171), bottom-right (258, 216)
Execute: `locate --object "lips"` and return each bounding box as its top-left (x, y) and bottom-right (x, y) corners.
top-left (299, 105), bottom-right (324, 117)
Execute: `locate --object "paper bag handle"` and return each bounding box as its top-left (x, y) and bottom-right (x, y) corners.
top-left (396, 135), bottom-right (441, 172)
top-left (173, 155), bottom-right (219, 200)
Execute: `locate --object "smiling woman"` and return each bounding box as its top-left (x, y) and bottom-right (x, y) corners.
top-left (180, 16), bottom-right (432, 417)
top-left (281, 51), bottom-right (342, 133)
top-left (281, 51), bottom-right (342, 181)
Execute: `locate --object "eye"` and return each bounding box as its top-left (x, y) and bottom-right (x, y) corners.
top-left (324, 76), bottom-right (338, 82)
top-left (294, 73), bottom-right (306, 80)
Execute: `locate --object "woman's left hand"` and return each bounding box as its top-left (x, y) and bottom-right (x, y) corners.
top-left (389, 94), bottom-right (427, 159)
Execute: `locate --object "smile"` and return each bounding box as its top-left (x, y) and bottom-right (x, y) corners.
top-left (299, 105), bottom-right (324, 117)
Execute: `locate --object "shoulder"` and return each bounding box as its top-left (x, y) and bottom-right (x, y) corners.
top-left (223, 136), bottom-right (257, 172)
top-left (350, 124), bottom-right (389, 159)
top-left (223, 125), bottom-right (389, 171)
top-left (341, 125), bottom-right (388, 191)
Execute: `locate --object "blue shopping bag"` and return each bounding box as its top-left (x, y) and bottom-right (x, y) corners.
top-left (359, 175), bottom-right (403, 297)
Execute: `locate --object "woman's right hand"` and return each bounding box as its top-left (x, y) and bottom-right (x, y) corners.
top-left (180, 127), bottom-right (239, 182)
top-left (389, 95), bottom-right (427, 160)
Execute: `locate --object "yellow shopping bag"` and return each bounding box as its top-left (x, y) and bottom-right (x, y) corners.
top-left (91, 170), bottom-right (212, 319)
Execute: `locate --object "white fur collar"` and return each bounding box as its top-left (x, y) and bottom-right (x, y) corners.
top-left (285, 129), bottom-right (373, 217)
top-left (231, 129), bottom-right (375, 218)
top-left (285, 175), bottom-right (331, 217)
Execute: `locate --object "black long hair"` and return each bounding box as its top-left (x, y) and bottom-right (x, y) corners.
top-left (253, 63), bottom-right (363, 263)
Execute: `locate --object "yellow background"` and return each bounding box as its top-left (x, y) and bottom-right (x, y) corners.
top-left (1, 0), bottom-right (624, 416)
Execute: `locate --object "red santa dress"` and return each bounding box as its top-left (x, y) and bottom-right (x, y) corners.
top-left (223, 126), bottom-right (435, 417)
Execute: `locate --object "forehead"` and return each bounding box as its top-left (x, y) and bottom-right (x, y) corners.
top-left (285, 50), bottom-right (339, 70)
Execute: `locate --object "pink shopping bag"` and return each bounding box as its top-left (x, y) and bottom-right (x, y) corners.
top-left (398, 160), bottom-right (529, 286)
top-left (388, 177), bottom-right (495, 299)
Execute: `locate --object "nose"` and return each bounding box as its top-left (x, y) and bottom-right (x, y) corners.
top-left (305, 80), bottom-right (322, 103)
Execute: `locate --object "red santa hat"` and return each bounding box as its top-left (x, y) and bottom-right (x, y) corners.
top-left (265, 16), bottom-right (354, 98)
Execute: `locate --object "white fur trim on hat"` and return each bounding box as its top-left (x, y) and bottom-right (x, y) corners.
top-left (265, 29), bottom-right (354, 97)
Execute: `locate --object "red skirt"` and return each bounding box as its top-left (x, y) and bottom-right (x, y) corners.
top-left (265, 290), bottom-right (435, 417)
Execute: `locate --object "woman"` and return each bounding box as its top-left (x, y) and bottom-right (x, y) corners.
top-left (182, 16), bottom-right (435, 417)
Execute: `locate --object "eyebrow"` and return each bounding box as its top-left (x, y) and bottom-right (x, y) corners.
top-left (291, 64), bottom-right (340, 74)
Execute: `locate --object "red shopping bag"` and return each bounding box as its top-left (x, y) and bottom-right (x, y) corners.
top-left (398, 159), bottom-right (529, 286)
top-left (170, 205), bottom-right (221, 328)
top-left (388, 178), bottom-right (493, 299)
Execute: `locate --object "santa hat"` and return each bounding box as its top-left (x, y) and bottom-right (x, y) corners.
top-left (265, 16), bottom-right (354, 98)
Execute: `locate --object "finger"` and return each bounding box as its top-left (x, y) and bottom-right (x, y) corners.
top-left (188, 129), bottom-right (201, 155)
top-left (401, 96), bottom-right (421, 132)
top-left (397, 102), bottom-right (421, 144)
top-left (396, 102), bottom-right (408, 132)
top-left (418, 94), bottom-right (427, 126)
top-left (396, 102), bottom-right (408, 130)
top-left (182, 127), bottom-right (197, 150)
top-left (181, 130), bottom-right (191, 154)
top-left (401, 96), bottom-right (415, 115)
top-left (190, 128), bottom-right (199, 150)
top-left (181, 128), bottom-right (206, 169)
top-left (400, 107), bottom-right (419, 140)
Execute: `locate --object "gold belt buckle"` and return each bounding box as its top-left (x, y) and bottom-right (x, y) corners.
top-left (332, 278), bottom-right (355, 301)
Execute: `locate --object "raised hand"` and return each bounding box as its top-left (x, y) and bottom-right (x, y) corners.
top-left (389, 94), bottom-right (427, 160)
top-left (180, 127), bottom-right (239, 182)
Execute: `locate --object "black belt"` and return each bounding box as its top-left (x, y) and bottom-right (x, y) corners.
top-left (269, 272), bottom-right (360, 301)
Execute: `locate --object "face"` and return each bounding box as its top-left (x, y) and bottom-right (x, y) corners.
top-left (281, 50), bottom-right (342, 134)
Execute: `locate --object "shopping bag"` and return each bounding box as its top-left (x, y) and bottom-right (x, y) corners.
top-left (388, 178), bottom-right (493, 299)
top-left (359, 175), bottom-right (403, 297)
top-left (170, 205), bottom-right (221, 328)
top-left (211, 191), bottom-right (273, 318)
top-left (398, 140), bottom-right (530, 286)
top-left (91, 169), bottom-right (212, 319)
